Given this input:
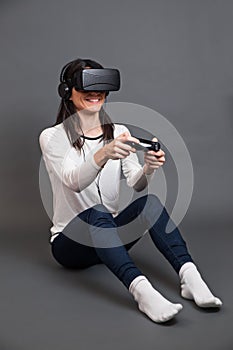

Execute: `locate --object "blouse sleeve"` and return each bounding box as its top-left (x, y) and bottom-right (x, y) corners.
top-left (39, 128), bottom-right (102, 192)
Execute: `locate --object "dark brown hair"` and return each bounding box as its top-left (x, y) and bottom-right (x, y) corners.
top-left (53, 58), bottom-right (114, 151)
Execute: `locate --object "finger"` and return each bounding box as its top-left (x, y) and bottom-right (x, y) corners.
top-left (116, 131), bottom-right (137, 142)
top-left (145, 157), bottom-right (165, 165)
top-left (111, 154), bottom-right (125, 160)
top-left (114, 153), bottom-right (126, 159)
top-left (146, 162), bottom-right (163, 168)
top-left (116, 140), bottom-right (139, 153)
top-left (145, 164), bottom-right (160, 169)
top-left (145, 154), bottom-right (165, 160)
top-left (152, 137), bottom-right (158, 142)
top-left (145, 155), bottom-right (165, 162)
top-left (156, 162), bottom-right (165, 167)
top-left (116, 132), bottom-right (130, 139)
top-left (115, 140), bottom-right (133, 151)
top-left (119, 135), bottom-right (140, 144)
top-left (115, 130), bottom-right (140, 145)
top-left (114, 146), bottom-right (130, 157)
top-left (126, 136), bottom-right (140, 143)
top-left (147, 150), bottom-right (165, 157)
top-left (146, 161), bottom-right (164, 167)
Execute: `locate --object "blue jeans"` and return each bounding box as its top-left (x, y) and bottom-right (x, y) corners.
top-left (51, 194), bottom-right (193, 289)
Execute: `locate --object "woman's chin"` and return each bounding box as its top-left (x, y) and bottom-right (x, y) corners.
top-left (84, 103), bottom-right (103, 113)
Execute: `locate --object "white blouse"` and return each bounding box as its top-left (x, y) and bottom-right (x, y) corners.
top-left (39, 123), bottom-right (154, 242)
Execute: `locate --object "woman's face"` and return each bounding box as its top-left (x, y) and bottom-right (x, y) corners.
top-left (69, 67), bottom-right (106, 112)
top-left (69, 88), bottom-right (106, 112)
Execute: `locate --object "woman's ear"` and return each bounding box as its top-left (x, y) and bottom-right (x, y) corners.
top-left (69, 87), bottom-right (74, 100)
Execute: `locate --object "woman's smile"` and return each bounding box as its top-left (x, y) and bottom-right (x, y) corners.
top-left (70, 89), bottom-right (106, 111)
top-left (84, 95), bottom-right (103, 104)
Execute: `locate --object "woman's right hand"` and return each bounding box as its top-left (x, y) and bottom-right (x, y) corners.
top-left (94, 132), bottom-right (139, 167)
top-left (104, 132), bottom-right (139, 160)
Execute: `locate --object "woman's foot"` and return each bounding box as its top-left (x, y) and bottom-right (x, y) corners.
top-left (129, 276), bottom-right (183, 323)
top-left (179, 262), bottom-right (222, 308)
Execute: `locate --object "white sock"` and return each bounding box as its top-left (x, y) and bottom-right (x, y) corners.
top-left (179, 262), bottom-right (222, 308)
top-left (129, 276), bottom-right (183, 323)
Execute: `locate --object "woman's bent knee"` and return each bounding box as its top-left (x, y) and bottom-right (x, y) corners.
top-left (141, 194), bottom-right (163, 208)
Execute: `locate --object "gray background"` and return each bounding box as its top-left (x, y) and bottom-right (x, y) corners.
top-left (0, 0), bottom-right (233, 349)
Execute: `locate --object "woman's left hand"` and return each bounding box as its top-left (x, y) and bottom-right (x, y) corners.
top-left (143, 137), bottom-right (165, 175)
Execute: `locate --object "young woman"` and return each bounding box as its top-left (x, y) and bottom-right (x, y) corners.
top-left (39, 58), bottom-right (222, 323)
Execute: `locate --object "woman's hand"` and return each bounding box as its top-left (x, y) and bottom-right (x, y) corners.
top-left (94, 132), bottom-right (139, 167)
top-left (104, 132), bottom-right (139, 160)
top-left (143, 137), bottom-right (166, 175)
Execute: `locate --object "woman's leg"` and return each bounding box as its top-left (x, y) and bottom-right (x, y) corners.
top-left (115, 194), bottom-right (193, 273)
top-left (51, 232), bottom-right (102, 269)
top-left (77, 204), bottom-right (144, 289)
top-left (52, 205), bottom-right (183, 322)
top-left (50, 206), bottom-right (143, 286)
top-left (115, 194), bottom-right (222, 308)
top-left (79, 204), bottom-right (183, 323)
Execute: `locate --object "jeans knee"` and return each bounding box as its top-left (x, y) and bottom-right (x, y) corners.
top-left (140, 194), bottom-right (164, 224)
top-left (146, 194), bottom-right (163, 208)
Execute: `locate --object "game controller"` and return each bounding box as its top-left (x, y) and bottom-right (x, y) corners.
top-left (126, 137), bottom-right (161, 152)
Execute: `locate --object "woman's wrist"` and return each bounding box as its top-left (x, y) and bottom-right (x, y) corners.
top-left (143, 164), bottom-right (155, 176)
top-left (94, 146), bottom-right (109, 168)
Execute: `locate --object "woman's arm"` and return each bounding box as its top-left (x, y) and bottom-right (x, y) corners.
top-left (121, 152), bottom-right (155, 192)
top-left (39, 128), bottom-right (140, 193)
top-left (39, 128), bottom-right (102, 192)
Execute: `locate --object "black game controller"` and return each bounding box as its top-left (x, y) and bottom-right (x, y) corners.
top-left (126, 137), bottom-right (161, 152)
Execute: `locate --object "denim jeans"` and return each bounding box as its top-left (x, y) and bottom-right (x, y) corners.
top-left (51, 194), bottom-right (193, 289)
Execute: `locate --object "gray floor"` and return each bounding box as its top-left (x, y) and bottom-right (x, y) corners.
top-left (1, 213), bottom-right (232, 350)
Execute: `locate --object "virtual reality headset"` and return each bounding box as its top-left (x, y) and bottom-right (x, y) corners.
top-left (72, 68), bottom-right (120, 92)
top-left (58, 68), bottom-right (120, 99)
